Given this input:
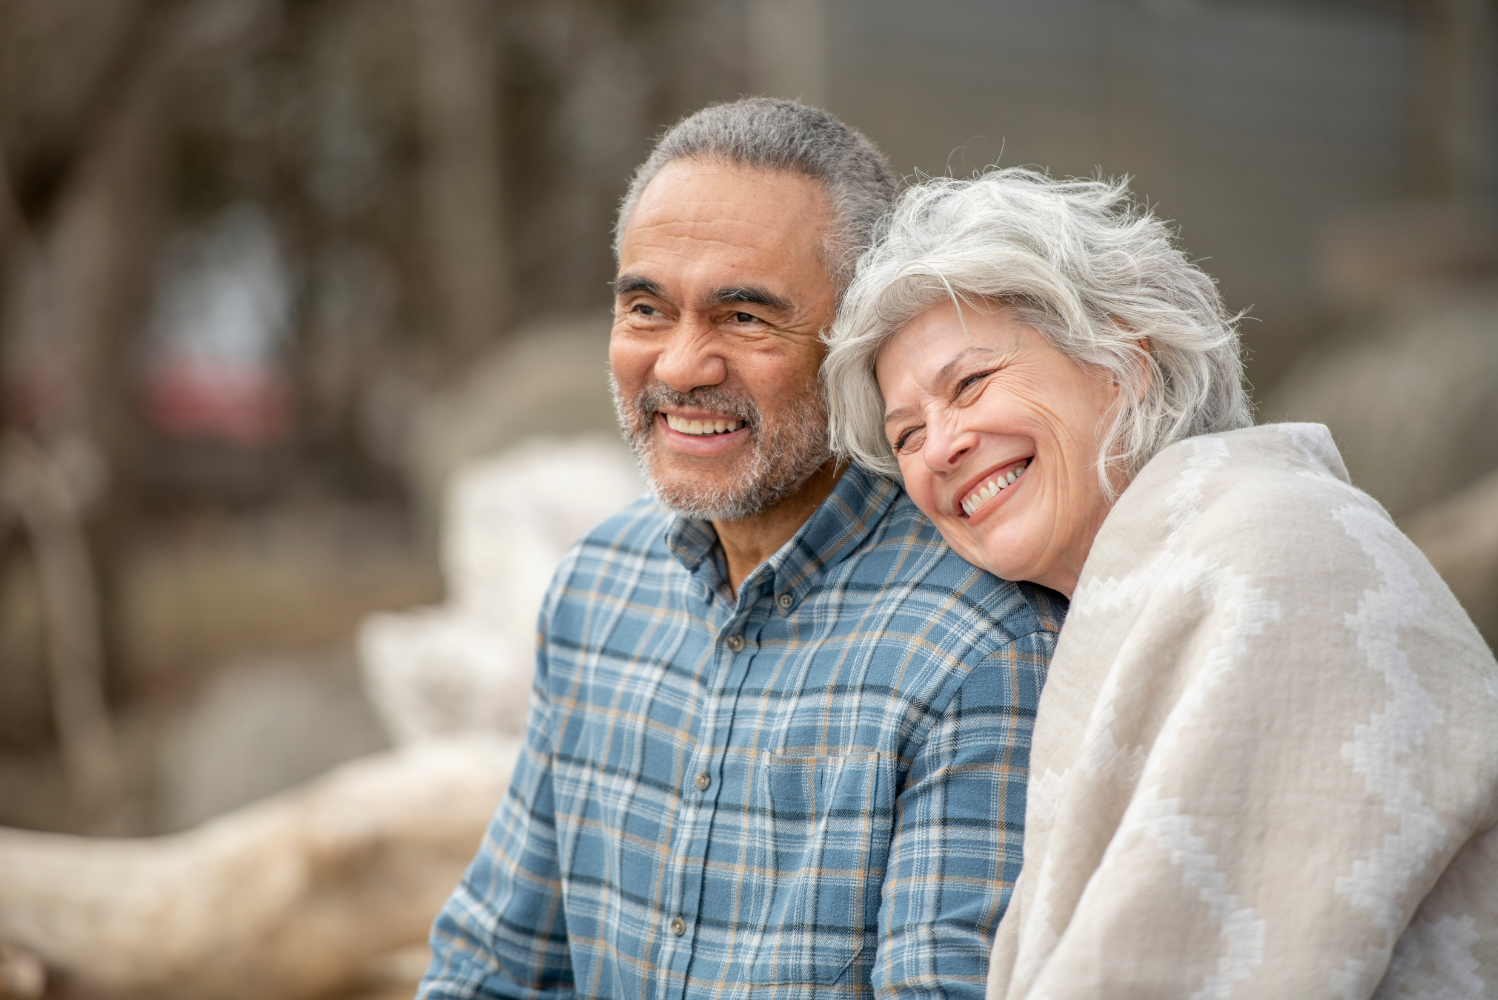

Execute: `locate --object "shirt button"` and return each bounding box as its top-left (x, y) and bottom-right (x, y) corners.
top-left (694, 772), bottom-right (711, 791)
top-left (670, 917), bottom-right (687, 936)
top-left (726, 634), bottom-right (745, 653)
top-left (777, 593), bottom-right (793, 611)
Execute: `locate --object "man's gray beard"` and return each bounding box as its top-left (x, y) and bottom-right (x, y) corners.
top-left (610, 375), bottom-right (832, 523)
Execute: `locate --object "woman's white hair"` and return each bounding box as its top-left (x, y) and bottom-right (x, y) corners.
top-left (823, 167), bottom-right (1251, 494)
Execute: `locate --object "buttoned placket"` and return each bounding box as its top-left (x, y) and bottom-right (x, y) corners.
top-left (655, 562), bottom-right (775, 1000)
top-left (629, 472), bottom-right (900, 999)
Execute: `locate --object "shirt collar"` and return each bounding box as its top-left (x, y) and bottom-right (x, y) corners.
top-left (665, 463), bottom-right (901, 608)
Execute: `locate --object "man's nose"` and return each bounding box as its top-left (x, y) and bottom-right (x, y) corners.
top-left (654, 320), bottom-right (727, 392)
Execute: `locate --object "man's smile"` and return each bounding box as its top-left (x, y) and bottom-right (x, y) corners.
top-left (663, 412), bottom-right (744, 436)
top-left (657, 411), bottom-right (751, 454)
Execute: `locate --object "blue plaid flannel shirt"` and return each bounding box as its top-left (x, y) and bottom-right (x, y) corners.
top-left (420, 464), bottom-right (1064, 999)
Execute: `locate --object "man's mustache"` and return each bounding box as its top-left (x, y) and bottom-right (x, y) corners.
top-left (632, 383), bottom-right (760, 430)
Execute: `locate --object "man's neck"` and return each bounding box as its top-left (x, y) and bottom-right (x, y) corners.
top-left (713, 459), bottom-right (844, 593)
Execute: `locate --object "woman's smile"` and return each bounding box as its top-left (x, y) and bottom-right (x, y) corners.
top-left (955, 457), bottom-right (1030, 520)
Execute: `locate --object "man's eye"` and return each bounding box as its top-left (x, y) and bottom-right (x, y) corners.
top-left (733, 311), bottom-right (758, 324)
top-left (632, 303), bottom-right (659, 316)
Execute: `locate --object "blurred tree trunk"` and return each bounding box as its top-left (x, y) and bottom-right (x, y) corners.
top-left (0, 434), bottom-right (118, 813)
top-left (31, 13), bottom-right (177, 744)
top-left (0, 0), bottom-right (181, 823)
top-left (414, 0), bottom-right (514, 364)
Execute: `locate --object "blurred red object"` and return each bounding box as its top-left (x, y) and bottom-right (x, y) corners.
top-left (143, 355), bottom-right (293, 448)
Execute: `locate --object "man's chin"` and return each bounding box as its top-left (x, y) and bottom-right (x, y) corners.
top-left (648, 470), bottom-right (748, 513)
top-left (626, 412), bottom-right (831, 523)
top-left (639, 450), bottom-right (761, 521)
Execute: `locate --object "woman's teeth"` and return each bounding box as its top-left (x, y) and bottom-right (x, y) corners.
top-left (665, 414), bottom-right (743, 436)
top-left (961, 462), bottom-right (1028, 516)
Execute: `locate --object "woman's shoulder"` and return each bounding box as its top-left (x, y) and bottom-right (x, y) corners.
top-left (1107, 423), bottom-right (1373, 558)
top-left (1079, 422), bottom-right (1494, 686)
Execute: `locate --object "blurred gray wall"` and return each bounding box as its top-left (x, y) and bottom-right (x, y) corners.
top-left (802, 0), bottom-right (1496, 393)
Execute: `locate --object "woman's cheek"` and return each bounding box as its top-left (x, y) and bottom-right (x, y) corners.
top-left (896, 461), bottom-right (933, 518)
top-left (911, 482), bottom-right (940, 523)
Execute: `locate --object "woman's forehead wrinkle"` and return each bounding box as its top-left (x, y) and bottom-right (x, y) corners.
top-left (883, 398), bottom-right (917, 424)
top-left (932, 346), bottom-right (995, 388)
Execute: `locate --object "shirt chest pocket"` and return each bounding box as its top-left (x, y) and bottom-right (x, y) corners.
top-left (742, 750), bottom-right (894, 985)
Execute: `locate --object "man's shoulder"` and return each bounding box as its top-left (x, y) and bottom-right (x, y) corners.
top-left (846, 488), bottom-right (1067, 646)
top-left (547, 494), bottom-right (676, 599)
top-left (575, 493), bottom-right (672, 555)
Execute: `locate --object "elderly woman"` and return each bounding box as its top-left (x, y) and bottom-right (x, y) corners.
top-left (823, 168), bottom-right (1498, 999)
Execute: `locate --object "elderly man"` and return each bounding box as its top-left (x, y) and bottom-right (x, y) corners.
top-left (419, 98), bottom-right (1064, 999)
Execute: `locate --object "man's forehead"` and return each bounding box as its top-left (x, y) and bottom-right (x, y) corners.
top-left (634, 158), bottom-right (827, 214)
top-left (623, 164), bottom-right (827, 253)
top-left (615, 161), bottom-right (835, 312)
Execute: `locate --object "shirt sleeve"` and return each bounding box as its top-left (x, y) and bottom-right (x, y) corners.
top-left (418, 617), bottom-right (575, 999)
top-left (873, 626), bottom-right (1054, 999)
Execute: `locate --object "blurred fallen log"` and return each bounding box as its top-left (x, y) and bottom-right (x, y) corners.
top-left (364, 436), bottom-right (640, 743)
top-left (1404, 467), bottom-right (1498, 648)
top-left (0, 735), bottom-right (518, 1000)
top-left (0, 943), bottom-right (45, 1000)
top-left (0, 436), bottom-right (636, 997)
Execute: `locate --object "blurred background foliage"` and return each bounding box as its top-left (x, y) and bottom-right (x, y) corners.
top-left (0, 0), bottom-right (1494, 838)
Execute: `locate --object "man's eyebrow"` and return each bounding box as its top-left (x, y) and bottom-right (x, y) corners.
top-left (613, 274), bottom-right (669, 300)
top-left (705, 285), bottom-right (793, 313)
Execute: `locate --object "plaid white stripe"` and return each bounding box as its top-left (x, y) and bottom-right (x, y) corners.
top-left (420, 465), bottom-right (1064, 1000)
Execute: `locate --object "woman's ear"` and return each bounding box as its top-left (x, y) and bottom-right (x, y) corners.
top-left (1127, 337), bottom-right (1153, 402)
top-left (1106, 320), bottom-right (1154, 403)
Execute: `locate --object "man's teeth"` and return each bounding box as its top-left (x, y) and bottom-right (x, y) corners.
top-left (665, 414), bottom-right (743, 436)
top-left (961, 462), bottom-right (1028, 516)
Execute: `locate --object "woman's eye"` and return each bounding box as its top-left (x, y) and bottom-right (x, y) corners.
top-left (892, 427), bottom-right (924, 453)
top-left (956, 369), bottom-right (997, 397)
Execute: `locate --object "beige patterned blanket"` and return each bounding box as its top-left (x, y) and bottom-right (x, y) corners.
top-left (987, 423), bottom-right (1498, 999)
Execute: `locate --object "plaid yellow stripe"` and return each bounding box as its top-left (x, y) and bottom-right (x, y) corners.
top-left (420, 465), bottom-right (1064, 1000)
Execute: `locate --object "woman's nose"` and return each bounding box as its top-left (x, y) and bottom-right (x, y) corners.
top-left (924, 421), bottom-right (976, 472)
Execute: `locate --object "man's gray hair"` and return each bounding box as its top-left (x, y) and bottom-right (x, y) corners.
top-left (614, 98), bottom-right (895, 294)
top-left (823, 167), bottom-right (1252, 495)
